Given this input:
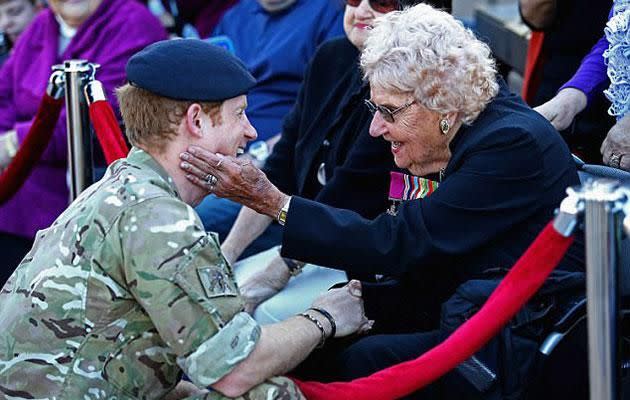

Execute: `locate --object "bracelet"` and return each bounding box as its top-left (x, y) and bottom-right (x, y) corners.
top-left (277, 196), bottom-right (291, 226)
top-left (308, 307), bottom-right (336, 339)
top-left (298, 312), bottom-right (327, 348)
top-left (282, 257), bottom-right (305, 277)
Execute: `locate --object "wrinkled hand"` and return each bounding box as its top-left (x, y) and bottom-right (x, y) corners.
top-left (240, 255), bottom-right (291, 314)
top-left (163, 380), bottom-right (208, 400)
top-left (534, 88), bottom-right (587, 131)
top-left (0, 130), bottom-right (18, 170)
top-left (601, 114), bottom-right (630, 171)
top-left (311, 280), bottom-right (373, 337)
top-left (180, 146), bottom-right (288, 218)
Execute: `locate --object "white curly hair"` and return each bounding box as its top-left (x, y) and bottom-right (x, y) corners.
top-left (360, 3), bottom-right (499, 124)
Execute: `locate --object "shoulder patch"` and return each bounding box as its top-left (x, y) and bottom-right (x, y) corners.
top-left (197, 265), bottom-right (238, 298)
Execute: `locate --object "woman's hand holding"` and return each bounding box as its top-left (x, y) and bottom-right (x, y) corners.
top-left (180, 145), bottom-right (288, 218)
top-left (534, 88), bottom-right (587, 131)
top-left (239, 255), bottom-right (292, 314)
top-left (601, 114), bottom-right (630, 171)
top-left (311, 280), bottom-right (374, 337)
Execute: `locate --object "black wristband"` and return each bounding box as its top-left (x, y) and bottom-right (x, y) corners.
top-left (308, 307), bottom-right (336, 339)
top-left (298, 312), bottom-right (326, 348)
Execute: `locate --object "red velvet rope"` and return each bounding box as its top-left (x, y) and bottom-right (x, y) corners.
top-left (294, 221), bottom-right (574, 400)
top-left (0, 94), bottom-right (63, 205)
top-left (88, 100), bottom-right (129, 165)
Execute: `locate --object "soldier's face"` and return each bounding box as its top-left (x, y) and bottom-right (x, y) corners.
top-left (207, 95), bottom-right (258, 157)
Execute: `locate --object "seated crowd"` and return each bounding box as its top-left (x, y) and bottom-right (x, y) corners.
top-left (0, 0), bottom-right (626, 398)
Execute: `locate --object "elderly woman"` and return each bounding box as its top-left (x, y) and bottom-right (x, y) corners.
top-left (0, 0), bottom-right (166, 279)
top-left (181, 3), bottom-right (584, 395)
top-left (217, 0), bottom-right (450, 312)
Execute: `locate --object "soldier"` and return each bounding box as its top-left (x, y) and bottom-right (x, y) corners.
top-left (0, 39), bottom-right (370, 399)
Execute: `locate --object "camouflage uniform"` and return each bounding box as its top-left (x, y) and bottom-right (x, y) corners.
top-left (0, 148), bottom-right (305, 400)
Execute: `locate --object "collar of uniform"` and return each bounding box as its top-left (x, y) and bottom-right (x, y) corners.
top-left (126, 147), bottom-right (181, 199)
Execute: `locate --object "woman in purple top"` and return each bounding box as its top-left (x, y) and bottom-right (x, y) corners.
top-left (535, 5), bottom-right (630, 171)
top-left (0, 0), bottom-right (167, 278)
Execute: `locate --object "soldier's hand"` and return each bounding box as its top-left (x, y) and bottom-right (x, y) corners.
top-left (239, 255), bottom-right (291, 314)
top-left (311, 280), bottom-right (373, 337)
top-left (163, 380), bottom-right (208, 400)
top-left (533, 88), bottom-right (587, 131)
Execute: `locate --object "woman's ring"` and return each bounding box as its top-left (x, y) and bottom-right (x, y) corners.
top-left (205, 174), bottom-right (218, 188)
top-left (609, 153), bottom-right (622, 169)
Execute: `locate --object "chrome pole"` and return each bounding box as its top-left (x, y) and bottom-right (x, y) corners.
top-left (61, 60), bottom-right (94, 200)
top-left (623, 194), bottom-right (630, 237)
top-left (584, 180), bottom-right (625, 400)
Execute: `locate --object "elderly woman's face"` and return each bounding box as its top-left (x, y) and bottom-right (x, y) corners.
top-left (368, 86), bottom-right (451, 176)
top-left (48, 0), bottom-right (102, 28)
top-left (0, 0), bottom-right (37, 42)
top-left (344, 0), bottom-right (391, 49)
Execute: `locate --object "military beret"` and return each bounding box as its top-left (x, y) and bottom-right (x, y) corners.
top-left (126, 39), bottom-right (256, 102)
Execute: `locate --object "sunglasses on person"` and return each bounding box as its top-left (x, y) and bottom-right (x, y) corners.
top-left (346, 0), bottom-right (400, 13)
top-left (364, 99), bottom-right (415, 123)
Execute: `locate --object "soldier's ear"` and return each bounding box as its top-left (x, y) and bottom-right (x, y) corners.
top-left (185, 103), bottom-right (204, 139)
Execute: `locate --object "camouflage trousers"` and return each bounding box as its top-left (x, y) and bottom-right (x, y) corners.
top-left (184, 377), bottom-right (306, 400)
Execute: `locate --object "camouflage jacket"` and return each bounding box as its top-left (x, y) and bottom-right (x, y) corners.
top-left (0, 148), bottom-right (303, 399)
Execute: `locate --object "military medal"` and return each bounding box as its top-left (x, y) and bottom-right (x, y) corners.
top-left (388, 171), bottom-right (440, 216)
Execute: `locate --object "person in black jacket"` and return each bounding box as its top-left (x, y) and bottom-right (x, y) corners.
top-left (179, 3), bottom-right (584, 396)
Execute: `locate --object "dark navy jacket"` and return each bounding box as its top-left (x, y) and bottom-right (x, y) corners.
top-left (263, 37), bottom-right (396, 219)
top-left (281, 81), bottom-right (585, 321)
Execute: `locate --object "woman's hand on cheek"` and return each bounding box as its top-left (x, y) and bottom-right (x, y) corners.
top-left (180, 146), bottom-right (288, 218)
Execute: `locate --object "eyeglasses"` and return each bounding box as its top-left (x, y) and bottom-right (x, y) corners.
top-left (364, 99), bottom-right (415, 123)
top-left (346, 0), bottom-right (400, 14)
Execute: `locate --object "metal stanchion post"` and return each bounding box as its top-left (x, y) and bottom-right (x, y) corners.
top-left (624, 198), bottom-right (630, 237)
top-left (552, 179), bottom-right (630, 400)
top-left (583, 180), bottom-right (626, 400)
top-left (54, 60), bottom-right (99, 200)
